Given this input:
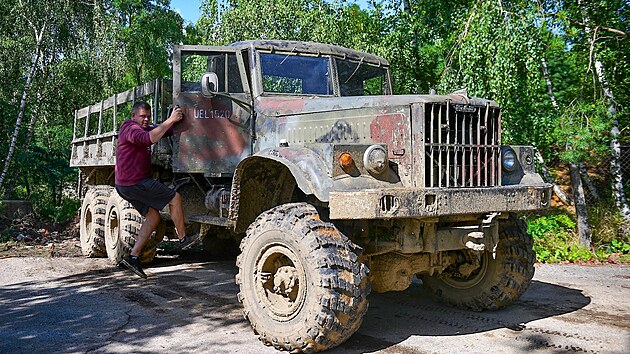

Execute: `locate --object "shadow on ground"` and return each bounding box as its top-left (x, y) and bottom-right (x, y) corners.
top-left (0, 252), bottom-right (591, 353)
top-left (336, 279), bottom-right (591, 353)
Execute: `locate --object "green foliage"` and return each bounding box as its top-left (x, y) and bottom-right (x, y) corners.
top-left (113, 0), bottom-right (185, 86)
top-left (527, 211), bottom-right (595, 263)
top-left (552, 101), bottom-right (611, 163)
top-left (0, 0), bottom-right (627, 237)
top-left (35, 198), bottom-right (80, 223)
top-left (588, 201), bottom-right (630, 244)
top-left (608, 239), bottom-right (630, 254)
top-left (527, 207), bottom-right (630, 263)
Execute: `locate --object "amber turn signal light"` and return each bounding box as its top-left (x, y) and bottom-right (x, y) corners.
top-left (339, 152), bottom-right (354, 171)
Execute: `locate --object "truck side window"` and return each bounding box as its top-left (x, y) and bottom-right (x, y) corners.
top-left (181, 53), bottom-right (244, 93)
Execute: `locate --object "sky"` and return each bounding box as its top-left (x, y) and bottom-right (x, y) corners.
top-left (170, 0), bottom-right (372, 24)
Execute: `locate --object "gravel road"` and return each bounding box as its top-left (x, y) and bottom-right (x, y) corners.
top-left (0, 255), bottom-right (628, 353)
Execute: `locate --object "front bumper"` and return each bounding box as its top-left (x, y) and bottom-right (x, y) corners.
top-left (329, 184), bottom-right (552, 219)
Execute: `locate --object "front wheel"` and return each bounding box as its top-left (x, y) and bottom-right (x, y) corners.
top-left (422, 215), bottom-right (535, 311)
top-left (236, 203), bottom-right (369, 353)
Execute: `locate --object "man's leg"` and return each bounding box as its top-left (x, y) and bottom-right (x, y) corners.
top-left (168, 191), bottom-right (200, 249)
top-left (130, 207), bottom-right (161, 257)
top-left (168, 192), bottom-right (187, 239)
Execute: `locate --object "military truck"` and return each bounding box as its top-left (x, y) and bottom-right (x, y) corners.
top-left (71, 40), bottom-right (552, 353)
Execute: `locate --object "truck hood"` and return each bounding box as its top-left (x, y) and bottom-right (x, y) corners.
top-left (255, 93), bottom-right (499, 117)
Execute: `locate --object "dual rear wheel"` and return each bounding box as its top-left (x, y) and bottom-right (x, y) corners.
top-left (79, 186), bottom-right (162, 265)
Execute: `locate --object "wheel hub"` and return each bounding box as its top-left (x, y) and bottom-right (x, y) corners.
top-left (256, 244), bottom-right (306, 321)
top-left (440, 251), bottom-right (488, 289)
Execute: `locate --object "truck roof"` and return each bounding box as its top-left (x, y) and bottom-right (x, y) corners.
top-left (229, 40), bottom-right (389, 67)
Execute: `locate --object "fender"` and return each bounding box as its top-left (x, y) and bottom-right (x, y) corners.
top-left (233, 146), bottom-right (333, 203)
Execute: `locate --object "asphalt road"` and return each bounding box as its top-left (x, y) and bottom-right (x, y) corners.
top-left (1, 254), bottom-right (628, 353)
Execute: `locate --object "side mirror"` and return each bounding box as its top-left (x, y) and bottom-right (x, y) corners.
top-left (201, 72), bottom-right (219, 96)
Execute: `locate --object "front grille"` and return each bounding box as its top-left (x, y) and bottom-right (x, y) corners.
top-left (424, 102), bottom-right (501, 187)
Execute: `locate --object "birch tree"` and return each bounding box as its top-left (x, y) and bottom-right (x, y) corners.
top-left (0, 1), bottom-right (46, 190)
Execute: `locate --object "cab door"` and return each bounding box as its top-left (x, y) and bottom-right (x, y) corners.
top-left (172, 45), bottom-right (252, 177)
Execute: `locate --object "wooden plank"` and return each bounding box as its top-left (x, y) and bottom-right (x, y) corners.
top-left (76, 81), bottom-right (156, 118)
top-left (71, 131), bottom-right (117, 144)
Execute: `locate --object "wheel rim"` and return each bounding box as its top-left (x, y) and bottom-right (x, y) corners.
top-left (440, 252), bottom-right (489, 289)
top-left (82, 207), bottom-right (93, 243)
top-left (254, 239), bottom-right (307, 322)
top-left (85, 209), bottom-right (93, 242)
top-left (106, 207), bottom-right (120, 251)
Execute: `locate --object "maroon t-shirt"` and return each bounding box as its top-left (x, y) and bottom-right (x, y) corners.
top-left (115, 120), bottom-right (155, 186)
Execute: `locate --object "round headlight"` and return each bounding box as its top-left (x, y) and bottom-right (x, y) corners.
top-left (363, 145), bottom-right (388, 175)
top-left (502, 149), bottom-right (517, 172)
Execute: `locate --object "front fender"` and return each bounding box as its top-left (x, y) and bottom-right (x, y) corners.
top-left (234, 147), bottom-right (333, 202)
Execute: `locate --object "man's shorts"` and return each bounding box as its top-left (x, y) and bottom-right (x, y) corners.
top-left (115, 178), bottom-right (176, 216)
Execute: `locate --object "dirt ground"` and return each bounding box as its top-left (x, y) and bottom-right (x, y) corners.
top-left (0, 214), bottom-right (83, 258)
top-left (0, 257), bottom-right (628, 353)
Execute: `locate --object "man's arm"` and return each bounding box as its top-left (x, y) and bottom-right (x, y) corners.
top-left (149, 106), bottom-right (183, 143)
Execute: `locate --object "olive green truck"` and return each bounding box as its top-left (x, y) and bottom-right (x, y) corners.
top-left (71, 40), bottom-right (552, 353)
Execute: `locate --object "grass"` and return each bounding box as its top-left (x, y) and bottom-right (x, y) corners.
top-left (525, 205), bottom-right (630, 263)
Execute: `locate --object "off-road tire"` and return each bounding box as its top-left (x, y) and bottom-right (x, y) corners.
top-left (79, 187), bottom-right (110, 257)
top-left (236, 203), bottom-right (369, 353)
top-left (104, 190), bottom-right (160, 265)
top-left (422, 215), bottom-right (535, 311)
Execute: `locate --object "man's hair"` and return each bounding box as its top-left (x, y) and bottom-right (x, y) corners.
top-left (132, 101), bottom-right (151, 114)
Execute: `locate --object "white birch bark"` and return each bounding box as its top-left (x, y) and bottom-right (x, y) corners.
top-left (579, 0), bottom-right (630, 222)
top-left (539, 57), bottom-right (572, 205)
top-left (0, 27), bottom-right (44, 190)
top-left (596, 60), bottom-right (630, 222)
top-left (570, 163), bottom-right (591, 247)
top-left (579, 162), bottom-right (600, 202)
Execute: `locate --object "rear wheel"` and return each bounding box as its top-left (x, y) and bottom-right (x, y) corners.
top-left (422, 215), bottom-right (535, 311)
top-left (104, 190), bottom-right (160, 265)
top-left (236, 203), bottom-right (369, 353)
top-left (79, 187), bottom-right (110, 257)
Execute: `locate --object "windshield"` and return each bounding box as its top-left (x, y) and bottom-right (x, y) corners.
top-left (336, 58), bottom-right (389, 96)
top-left (260, 53), bottom-right (333, 95)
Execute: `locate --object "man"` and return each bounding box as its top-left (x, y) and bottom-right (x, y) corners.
top-left (115, 101), bottom-right (199, 278)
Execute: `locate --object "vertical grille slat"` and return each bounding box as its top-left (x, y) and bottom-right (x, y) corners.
top-left (438, 104), bottom-right (443, 187)
top-left (424, 102), bottom-right (501, 188)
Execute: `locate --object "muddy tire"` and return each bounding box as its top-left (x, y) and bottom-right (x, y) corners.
top-left (79, 187), bottom-right (110, 257)
top-left (236, 203), bottom-right (369, 353)
top-left (422, 215), bottom-right (535, 311)
top-left (104, 190), bottom-right (160, 265)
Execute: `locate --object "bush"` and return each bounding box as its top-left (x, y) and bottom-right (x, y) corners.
top-left (588, 201), bottom-right (630, 244)
top-left (34, 198), bottom-right (80, 223)
top-left (526, 210), bottom-right (596, 263)
top-left (526, 206), bottom-right (630, 263)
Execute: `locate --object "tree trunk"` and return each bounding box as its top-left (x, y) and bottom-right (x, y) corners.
top-left (578, 162), bottom-right (600, 202)
top-left (0, 29), bottom-right (44, 191)
top-left (2, 89), bottom-right (42, 199)
top-left (535, 150), bottom-right (572, 205)
top-left (541, 57), bottom-right (559, 109)
top-left (594, 60), bottom-right (630, 222)
top-left (570, 163), bottom-right (591, 247)
top-left (579, 0), bottom-right (630, 222)
top-left (538, 57), bottom-right (571, 205)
